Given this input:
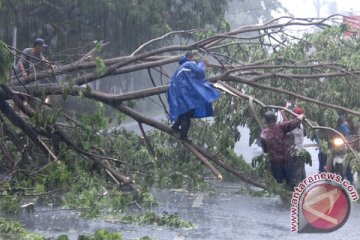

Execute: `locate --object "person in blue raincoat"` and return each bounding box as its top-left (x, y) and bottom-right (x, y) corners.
top-left (167, 51), bottom-right (221, 142)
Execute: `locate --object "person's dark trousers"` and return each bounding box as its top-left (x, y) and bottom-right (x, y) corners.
top-left (318, 151), bottom-right (327, 172)
top-left (346, 165), bottom-right (354, 184)
top-left (270, 160), bottom-right (290, 186)
top-left (171, 109), bottom-right (194, 141)
top-left (288, 155), bottom-right (306, 188)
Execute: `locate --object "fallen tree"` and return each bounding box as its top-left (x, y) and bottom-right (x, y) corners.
top-left (0, 15), bottom-right (360, 206)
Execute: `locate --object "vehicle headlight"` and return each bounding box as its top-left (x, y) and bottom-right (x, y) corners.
top-left (333, 137), bottom-right (344, 146)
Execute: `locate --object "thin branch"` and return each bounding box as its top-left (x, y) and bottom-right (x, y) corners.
top-left (226, 74), bottom-right (360, 116)
top-left (131, 30), bottom-right (198, 56)
top-left (147, 67), bottom-right (169, 120)
top-left (72, 41), bottom-right (109, 65)
top-left (138, 122), bottom-right (156, 158)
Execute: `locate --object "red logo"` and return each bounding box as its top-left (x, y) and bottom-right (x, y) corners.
top-left (301, 183), bottom-right (350, 232)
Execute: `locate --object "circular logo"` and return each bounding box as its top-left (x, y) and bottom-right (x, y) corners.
top-left (301, 182), bottom-right (351, 232)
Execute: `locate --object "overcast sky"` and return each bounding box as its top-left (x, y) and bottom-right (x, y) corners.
top-left (279, 0), bottom-right (360, 17)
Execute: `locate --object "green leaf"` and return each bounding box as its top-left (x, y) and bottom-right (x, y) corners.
top-left (95, 56), bottom-right (106, 76)
top-left (0, 40), bottom-right (13, 84)
top-left (34, 184), bottom-right (45, 193)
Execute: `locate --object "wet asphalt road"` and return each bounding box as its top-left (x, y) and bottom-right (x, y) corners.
top-left (21, 181), bottom-right (360, 240)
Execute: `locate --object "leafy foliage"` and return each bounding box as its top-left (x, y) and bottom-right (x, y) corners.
top-left (290, 148), bottom-right (312, 166)
top-left (250, 154), bottom-right (293, 202)
top-left (0, 100), bottom-right (212, 216)
top-left (78, 229), bottom-right (122, 240)
top-left (0, 219), bottom-right (128, 240)
top-left (0, 219), bottom-right (46, 240)
top-left (95, 57), bottom-right (106, 76)
top-left (0, 40), bottom-right (13, 84)
top-left (0, 191), bottom-right (21, 214)
top-left (201, 23), bottom-right (360, 193)
top-left (0, 0), bottom-right (229, 58)
top-left (149, 131), bottom-right (209, 189)
top-left (120, 212), bottom-right (194, 229)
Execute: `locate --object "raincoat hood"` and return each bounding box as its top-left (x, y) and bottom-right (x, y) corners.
top-left (178, 55), bottom-right (189, 65)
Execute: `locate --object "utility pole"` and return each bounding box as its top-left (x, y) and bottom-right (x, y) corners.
top-left (12, 26), bottom-right (17, 66)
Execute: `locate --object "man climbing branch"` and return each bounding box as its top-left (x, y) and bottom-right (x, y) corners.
top-left (167, 51), bottom-right (221, 142)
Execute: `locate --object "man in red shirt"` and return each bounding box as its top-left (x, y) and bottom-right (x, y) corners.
top-left (260, 111), bottom-right (304, 186)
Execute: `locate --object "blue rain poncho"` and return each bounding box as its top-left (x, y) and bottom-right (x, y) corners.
top-left (167, 56), bottom-right (221, 121)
